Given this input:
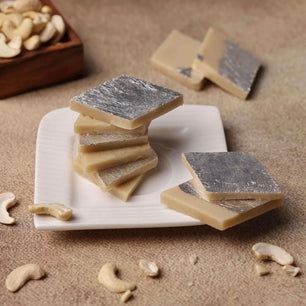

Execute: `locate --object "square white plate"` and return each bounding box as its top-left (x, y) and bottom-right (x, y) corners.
top-left (34, 105), bottom-right (227, 230)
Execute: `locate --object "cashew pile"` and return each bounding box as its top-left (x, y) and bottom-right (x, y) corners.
top-left (0, 0), bottom-right (66, 58)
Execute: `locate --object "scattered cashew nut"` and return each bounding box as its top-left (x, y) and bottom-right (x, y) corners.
top-left (254, 263), bottom-right (269, 276)
top-left (139, 259), bottom-right (159, 277)
top-left (0, 191), bottom-right (17, 224)
top-left (8, 35), bottom-right (22, 49)
top-left (189, 254), bottom-right (198, 265)
top-left (28, 203), bottom-right (72, 221)
top-left (5, 264), bottom-right (45, 292)
top-left (23, 34), bottom-right (40, 50)
top-left (51, 14), bottom-right (65, 44)
top-left (2, 17), bottom-right (33, 40)
top-left (252, 242), bottom-right (294, 266)
top-left (282, 265), bottom-right (300, 277)
top-left (98, 263), bottom-right (136, 293)
top-left (39, 21), bottom-right (56, 42)
top-left (14, 0), bottom-right (42, 13)
top-left (120, 290), bottom-right (133, 303)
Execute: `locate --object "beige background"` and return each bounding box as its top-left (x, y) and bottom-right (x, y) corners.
top-left (1, 0), bottom-right (305, 305)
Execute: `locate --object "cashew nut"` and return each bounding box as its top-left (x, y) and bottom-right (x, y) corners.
top-left (139, 259), bottom-right (159, 277)
top-left (41, 5), bottom-right (52, 15)
top-left (28, 203), bottom-right (72, 221)
top-left (98, 263), bottom-right (136, 293)
top-left (23, 11), bottom-right (48, 34)
top-left (8, 35), bottom-right (22, 49)
top-left (5, 264), bottom-right (45, 292)
top-left (254, 263), bottom-right (269, 276)
top-left (14, 0), bottom-right (42, 13)
top-left (39, 21), bottom-right (56, 42)
top-left (189, 254), bottom-right (198, 265)
top-left (120, 290), bottom-right (133, 303)
top-left (0, 13), bottom-right (24, 26)
top-left (2, 18), bottom-right (33, 40)
top-left (252, 242), bottom-right (294, 266)
top-left (51, 14), bottom-right (65, 44)
top-left (282, 265), bottom-right (300, 277)
top-left (0, 1), bottom-right (16, 14)
top-left (23, 34), bottom-right (40, 50)
top-left (0, 192), bottom-right (17, 224)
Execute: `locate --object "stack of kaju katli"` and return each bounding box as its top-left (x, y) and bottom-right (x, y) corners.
top-left (161, 152), bottom-right (284, 230)
top-left (151, 27), bottom-right (260, 99)
top-left (70, 75), bottom-right (183, 201)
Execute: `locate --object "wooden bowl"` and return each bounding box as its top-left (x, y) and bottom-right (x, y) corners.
top-left (0, 0), bottom-right (84, 99)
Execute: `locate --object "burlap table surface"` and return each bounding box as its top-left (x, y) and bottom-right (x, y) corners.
top-left (0, 0), bottom-right (305, 305)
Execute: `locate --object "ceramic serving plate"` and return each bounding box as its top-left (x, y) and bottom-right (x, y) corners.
top-left (34, 105), bottom-right (227, 230)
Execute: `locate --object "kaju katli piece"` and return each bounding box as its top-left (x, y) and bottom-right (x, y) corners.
top-left (151, 30), bottom-right (206, 90)
top-left (182, 152), bottom-right (283, 201)
top-left (192, 27), bottom-right (260, 99)
top-left (161, 180), bottom-right (282, 231)
top-left (70, 75), bottom-right (183, 129)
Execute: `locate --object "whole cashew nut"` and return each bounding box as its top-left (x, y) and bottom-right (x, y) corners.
top-left (252, 242), bottom-right (294, 266)
top-left (23, 34), bottom-right (40, 50)
top-left (28, 203), bottom-right (72, 221)
top-left (98, 263), bottom-right (136, 293)
top-left (0, 1), bottom-right (16, 14)
top-left (14, 0), bottom-right (42, 13)
top-left (2, 18), bottom-right (33, 40)
top-left (0, 191), bottom-right (17, 224)
top-left (5, 264), bottom-right (46, 292)
top-left (23, 11), bottom-right (49, 34)
top-left (39, 21), bottom-right (56, 43)
top-left (8, 35), bottom-right (22, 49)
top-left (51, 15), bottom-right (65, 44)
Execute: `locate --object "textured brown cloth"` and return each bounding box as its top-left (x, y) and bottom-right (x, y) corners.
top-left (0, 0), bottom-right (305, 305)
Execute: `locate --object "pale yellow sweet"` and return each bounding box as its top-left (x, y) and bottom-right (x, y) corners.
top-left (80, 143), bottom-right (151, 172)
top-left (78, 133), bottom-right (148, 152)
top-left (151, 30), bottom-right (206, 90)
top-left (192, 27), bottom-right (260, 100)
top-left (160, 180), bottom-right (283, 231)
top-left (73, 156), bottom-right (144, 201)
top-left (74, 149), bottom-right (158, 191)
top-left (74, 115), bottom-right (149, 135)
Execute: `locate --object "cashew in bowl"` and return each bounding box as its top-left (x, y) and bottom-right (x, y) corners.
top-left (14, 0), bottom-right (42, 13)
top-left (139, 259), bottom-right (159, 277)
top-left (23, 11), bottom-right (48, 34)
top-left (51, 14), bottom-right (65, 44)
top-left (252, 242), bottom-right (294, 266)
top-left (41, 5), bottom-right (52, 15)
top-left (0, 1), bottom-right (16, 14)
top-left (28, 203), bottom-right (72, 221)
top-left (5, 264), bottom-right (45, 292)
top-left (0, 191), bottom-right (17, 224)
top-left (98, 263), bottom-right (136, 293)
top-left (39, 21), bottom-right (56, 43)
top-left (2, 18), bottom-right (33, 40)
top-left (282, 265), bottom-right (300, 277)
top-left (8, 35), bottom-right (22, 49)
top-left (23, 34), bottom-right (40, 50)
